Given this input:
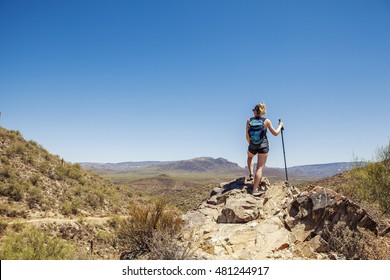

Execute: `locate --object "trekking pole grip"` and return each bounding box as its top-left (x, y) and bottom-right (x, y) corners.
top-left (279, 119), bottom-right (284, 131)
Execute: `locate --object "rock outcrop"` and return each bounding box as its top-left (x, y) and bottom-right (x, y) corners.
top-left (182, 177), bottom-right (379, 260)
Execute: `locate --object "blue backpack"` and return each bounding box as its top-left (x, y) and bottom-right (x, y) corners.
top-left (248, 117), bottom-right (266, 145)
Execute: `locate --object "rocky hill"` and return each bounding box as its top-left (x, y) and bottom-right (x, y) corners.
top-left (182, 177), bottom-right (390, 259)
top-left (0, 128), bottom-right (132, 220)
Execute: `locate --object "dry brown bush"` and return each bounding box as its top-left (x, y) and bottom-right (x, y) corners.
top-left (116, 199), bottom-right (192, 260)
top-left (323, 222), bottom-right (390, 260)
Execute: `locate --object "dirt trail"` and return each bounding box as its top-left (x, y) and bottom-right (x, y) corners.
top-left (9, 216), bottom-right (127, 225)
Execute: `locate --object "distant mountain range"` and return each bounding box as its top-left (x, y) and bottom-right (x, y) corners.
top-left (80, 158), bottom-right (364, 180)
top-left (80, 157), bottom-right (244, 175)
top-left (79, 161), bottom-right (170, 171)
top-left (286, 162), bottom-right (364, 179)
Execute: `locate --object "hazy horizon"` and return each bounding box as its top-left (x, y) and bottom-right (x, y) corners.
top-left (77, 156), bottom-right (359, 169)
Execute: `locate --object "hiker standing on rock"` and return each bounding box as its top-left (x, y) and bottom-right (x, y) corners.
top-left (246, 102), bottom-right (283, 195)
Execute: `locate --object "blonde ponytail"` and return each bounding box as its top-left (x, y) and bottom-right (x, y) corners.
top-left (259, 102), bottom-right (266, 116)
top-left (253, 102), bottom-right (267, 117)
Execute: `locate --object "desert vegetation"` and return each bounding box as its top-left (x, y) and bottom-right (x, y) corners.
top-left (0, 127), bottom-right (191, 260)
top-left (0, 199), bottom-right (190, 260)
top-left (346, 143), bottom-right (390, 214)
top-left (321, 142), bottom-right (390, 216)
top-left (0, 224), bottom-right (74, 260)
top-left (315, 142), bottom-right (390, 259)
top-left (323, 221), bottom-right (389, 260)
top-left (0, 128), bottom-right (133, 217)
top-left (115, 199), bottom-right (191, 260)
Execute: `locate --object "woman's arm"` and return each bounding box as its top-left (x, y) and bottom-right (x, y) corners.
top-left (265, 119), bottom-right (283, 136)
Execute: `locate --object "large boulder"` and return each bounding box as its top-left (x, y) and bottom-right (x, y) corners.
top-left (285, 185), bottom-right (378, 241)
top-left (216, 189), bottom-right (262, 223)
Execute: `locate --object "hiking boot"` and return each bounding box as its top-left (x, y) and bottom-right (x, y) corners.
top-left (248, 174), bottom-right (254, 181)
top-left (252, 187), bottom-right (264, 196)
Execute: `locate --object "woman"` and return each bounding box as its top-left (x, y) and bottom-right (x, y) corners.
top-left (246, 102), bottom-right (283, 195)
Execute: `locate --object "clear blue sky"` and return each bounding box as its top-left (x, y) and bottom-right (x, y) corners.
top-left (1, 0), bottom-right (389, 168)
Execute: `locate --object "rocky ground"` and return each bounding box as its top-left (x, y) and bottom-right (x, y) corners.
top-left (182, 177), bottom-right (389, 260)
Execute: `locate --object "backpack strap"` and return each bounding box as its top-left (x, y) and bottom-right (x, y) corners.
top-left (261, 117), bottom-right (268, 139)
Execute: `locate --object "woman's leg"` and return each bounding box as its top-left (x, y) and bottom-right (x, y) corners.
top-left (247, 150), bottom-right (255, 179)
top-left (253, 153), bottom-right (268, 191)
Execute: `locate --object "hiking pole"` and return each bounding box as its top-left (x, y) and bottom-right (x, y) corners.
top-left (279, 119), bottom-right (288, 182)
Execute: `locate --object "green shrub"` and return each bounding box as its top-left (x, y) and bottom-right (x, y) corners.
top-left (107, 215), bottom-right (122, 230)
top-left (0, 165), bottom-right (16, 180)
top-left (0, 220), bottom-right (8, 235)
top-left (26, 140), bottom-right (47, 154)
top-left (6, 130), bottom-right (22, 141)
top-left (68, 165), bottom-right (82, 180)
top-left (364, 162), bottom-right (390, 212)
top-left (56, 164), bottom-right (83, 181)
top-left (0, 226), bottom-right (74, 260)
top-left (346, 142), bottom-right (390, 213)
top-left (86, 192), bottom-right (101, 209)
top-left (15, 143), bottom-right (26, 155)
top-left (73, 185), bottom-right (82, 196)
top-left (0, 156), bottom-right (10, 164)
top-left (29, 174), bottom-right (40, 186)
top-left (61, 202), bottom-right (73, 215)
top-left (0, 204), bottom-right (8, 215)
top-left (8, 130), bottom-right (22, 137)
top-left (39, 161), bottom-right (51, 174)
top-left (10, 222), bottom-right (25, 232)
top-left (27, 140), bottom-right (39, 149)
top-left (55, 165), bottom-right (66, 180)
top-left (61, 198), bottom-right (80, 216)
top-left (26, 186), bottom-right (44, 209)
top-left (23, 154), bottom-right (35, 165)
top-left (0, 204), bottom-right (28, 218)
top-left (0, 181), bottom-right (27, 201)
top-left (95, 230), bottom-right (114, 244)
top-left (5, 143), bottom-right (27, 158)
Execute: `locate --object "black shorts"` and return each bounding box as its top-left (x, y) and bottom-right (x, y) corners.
top-left (248, 139), bottom-right (269, 155)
